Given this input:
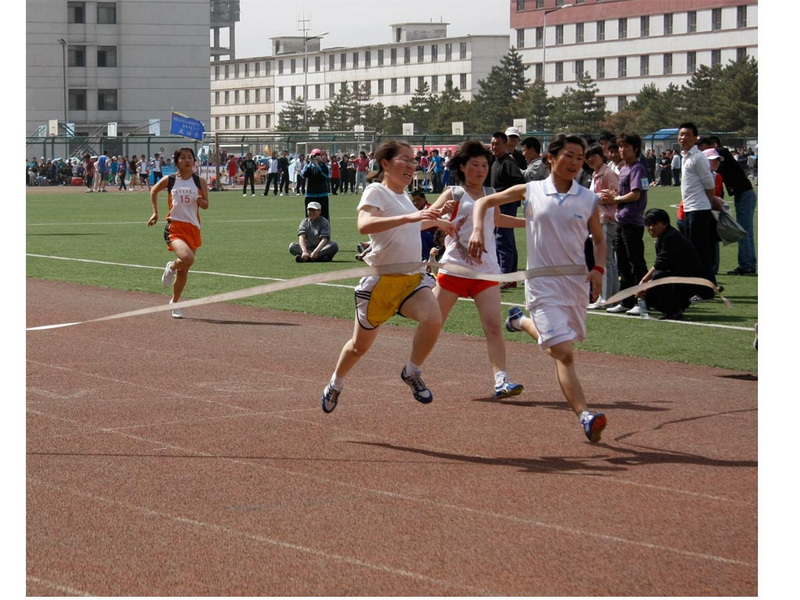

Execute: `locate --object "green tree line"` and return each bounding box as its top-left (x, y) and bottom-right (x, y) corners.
top-left (278, 48), bottom-right (757, 137)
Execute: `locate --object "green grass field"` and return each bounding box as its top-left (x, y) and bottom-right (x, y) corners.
top-left (26, 183), bottom-right (758, 372)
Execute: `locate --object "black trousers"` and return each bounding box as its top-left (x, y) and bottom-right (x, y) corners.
top-left (615, 223), bottom-right (648, 308)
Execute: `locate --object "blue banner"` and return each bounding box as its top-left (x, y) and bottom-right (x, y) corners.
top-left (170, 111), bottom-right (205, 141)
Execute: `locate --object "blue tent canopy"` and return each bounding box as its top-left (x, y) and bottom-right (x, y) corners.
top-left (644, 128), bottom-right (678, 140)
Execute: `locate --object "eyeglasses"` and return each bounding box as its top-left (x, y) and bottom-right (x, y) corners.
top-left (393, 155), bottom-right (415, 165)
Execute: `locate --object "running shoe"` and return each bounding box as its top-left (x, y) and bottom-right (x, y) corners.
top-left (581, 412), bottom-right (607, 443)
top-left (400, 367), bottom-right (433, 404)
top-left (494, 380), bottom-right (524, 398)
top-left (605, 304), bottom-right (628, 313)
top-left (505, 306), bottom-right (524, 332)
top-left (162, 261), bottom-right (176, 287)
top-left (321, 383), bottom-right (340, 413)
top-left (169, 299), bottom-right (183, 319)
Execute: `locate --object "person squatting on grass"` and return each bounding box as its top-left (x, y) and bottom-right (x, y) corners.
top-left (147, 147), bottom-right (209, 319)
top-left (468, 134), bottom-right (609, 443)
top-left (427, 139), bottom-right (527, 400)
top-left (320, 140), bottom-right (457, 414)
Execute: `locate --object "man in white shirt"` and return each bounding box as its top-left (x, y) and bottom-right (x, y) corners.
top-left (677, 122), bottom-right (724, 300)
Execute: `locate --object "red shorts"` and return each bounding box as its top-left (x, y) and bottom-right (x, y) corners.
top-left (436, 273), bottom-right (498, 298)
top-left (164, 219), bottom-right (202, 252)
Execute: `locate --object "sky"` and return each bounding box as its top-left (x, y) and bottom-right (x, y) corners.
top-left (233, 0), bottom-right (510, 58)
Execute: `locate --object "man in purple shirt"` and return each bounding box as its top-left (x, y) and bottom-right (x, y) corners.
top-left (600, 132), bottom-right (649, 315)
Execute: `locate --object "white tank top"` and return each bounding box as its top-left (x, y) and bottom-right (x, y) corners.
top-left (167, 174), bottom-right (202, 229)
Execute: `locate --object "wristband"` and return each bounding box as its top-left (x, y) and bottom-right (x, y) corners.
top-left (592, 265), bottom-right (605, 275)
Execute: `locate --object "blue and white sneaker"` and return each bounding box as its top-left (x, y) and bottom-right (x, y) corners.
top-left (581, 412), bottom-right (607, 443)
top-left (400, 367), bottom-right (433, 404)
top-left (494, 380), bottom-right (524, 398)
top-left (321, 383), bottom-right (340, 414)
top-left (162, 260), bottom-right (176, 287)
top-left (505, 306), bottom-right (524, 332)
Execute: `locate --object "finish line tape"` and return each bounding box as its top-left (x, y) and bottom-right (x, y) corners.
top-left (26, 262), bottom-right (726, 332)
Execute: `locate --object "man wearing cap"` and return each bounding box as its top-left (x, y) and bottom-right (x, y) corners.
top-left (301, 149), bottom-right (332, 220)
top-left (288, 201), bottom-right (339, 262)
top-left (505, 127), bottom-right (528, 171)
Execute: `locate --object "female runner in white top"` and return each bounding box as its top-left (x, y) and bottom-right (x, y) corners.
top-left (468, 134), bottom-right (609, 443)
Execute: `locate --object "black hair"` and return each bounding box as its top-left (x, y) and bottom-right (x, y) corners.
top-left (447, 139), bottom-right (493, 184)
top-left (678, 122), bottom-right (699, 136)
top-left (617, 132), bottom-right (642, 156)
top-left (367, 140), bottom-right (413, 183)
top-left (644, 208), bottom-right (670, 226)
top-left (492, 131), bottom-right (508, 144)
top-left (173, 147), bottom-right (196, 163)
top-left (546, 134), bottom-right (587, 158)
top-left (521, 136), bottom-right (542, 154)
top-left (585, 144), bottom-right (605, 160)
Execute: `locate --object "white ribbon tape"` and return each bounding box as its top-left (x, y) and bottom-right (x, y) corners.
top-left (26, 262), bottom-right (725, 332)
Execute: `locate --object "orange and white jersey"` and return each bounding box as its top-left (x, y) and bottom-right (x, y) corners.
top-left (166, 174), bottom-right (202, 229)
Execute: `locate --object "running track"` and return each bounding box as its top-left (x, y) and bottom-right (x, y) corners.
top-left (26, 278), bottom-right (757, 596)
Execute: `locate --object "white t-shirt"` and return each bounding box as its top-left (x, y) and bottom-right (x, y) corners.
top-left (439, 185), bottom-right (500, 276)
top-left (357, 182), bottom-right (424, 273)
top-left (523, 176), bottom-right (598, 307)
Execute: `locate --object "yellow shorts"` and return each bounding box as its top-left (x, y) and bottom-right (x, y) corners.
top-left (355, 273), bottom-right (435, 329)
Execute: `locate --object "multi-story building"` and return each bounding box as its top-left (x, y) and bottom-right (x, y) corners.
top-left (511, 0), bottom-right (758, 112)
top-left (26, 0), bottom-right (211, 138)
top-left (210, 23), bottom-right (509, 134)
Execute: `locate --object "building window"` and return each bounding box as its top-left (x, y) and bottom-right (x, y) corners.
top-left (278, 88), bottom-right (284, 101)
top-left (404, 77), bottom-right (411, 94)
top-left (97, 2), bottom-right (117, 24)
top-left (255, 115), bottom-right (260, 129)
top-left (460, 42), bottom-right (467, 59)
top-left (555, 24), bottom-right (564, 45)
top-left (352, 52), bottom-right (359, 68)
top-left (314, 84), bottom-right (320, 99)
top-left (640, 55), bottom-right (649, 76)
top-left (290, 87), bottom-right (296, 100)
top-left (431, 76), bottom-right (438, 92)
top-left (329, 54), bottom-right (335, 70)
top-left (597, 20), bottom-right (605, 41)
top-left (278, 60), bottom-right (283, 74)
top-left (737, 47), bottom-right (747, 60)
top-left (404, 47), bottom-right (411, 64)
top-left (234, 90), bottom-right (240, 104)
top-left (255, 62), bottom-right (260, 76)
top-left (68, 89), bottom-right (86, 111)
top-left (640, 15), bottom-right (649, 37)
top-left (431, 45), bottom-right (438, 61)
top-left (391, 78), bottom-right (397, 93)
top-left (738, 6), bottom-right (748, 28)
top-left (378, 79), bottom-right (384, 95)
top-left (664, 14), bottom-right (673, 35)
top-left (340, 82), bottom-right (347, 93)
top-left (417, 76), bottom-right (424, 89)
top-left (618, 18), bottom-right (627, 39)
top-left (68, 45), bottom-right (86, 67)
top-left (391, 48), bottom-right (397, 65)
top-left (235, 116), bottom-right (240, 130)
top-left (67, 2), bottom-right (85, 23)
top-left (265, 115), bottom-right (272, 129)
top-left (597, 58), bottom-right (605, 79)
top-left (711, 49), bottom-right (721, 67)
top-left (329, 83), bottom-right (335, 97)
top-left (555, 62), bottom-right (563, 82)
top-left (365, 50), bottom-right (371, 66)
top-left (445, 73), bottom-right (453, 87)
top-left (97, 89), bottom-right (117, 110)
top-left (534, 63), bottom-right (542, 82)
top-left (265, 88), bottom-right (271, 102)
top-left (618, 56), bottom-right (627, 78)
top-left (576, 22), bottom-right (584, 43)
top-left (460, 73), bottom-right (467, 90)
top-left (213, 91), bottom-right (219, 106)
top-left (97, 46), bottom-right (116, 67)
top-left (417, 45), bottom-right (424, 62)
top-left (535, 26), bottom-right (543, 47)
top-left (315, 56), bottom-right (321, 71)
top-left (378, 49), bottom-right (384, 65)
top-left (575, 59), bottom-right (584, 80)
top-left (265, 62), bottom-right (271, 76)
top-left (516, 0), bottom-right (525, 9)
top-left (618, 96), bottom-right (628, 111)
top-left (663, 53), bottom-right (673, 75)
top-left (254, 89), bottom-right (260, 102)
top-left (445, 43), bottom-right (452, 60)
top-left (687, 51), bottom-right (696, 73)
top-left (340, 53), bottom-right (346, 68)
top-left (290, 58), bottom-right (296, 73)
top-left (224, 116), bottom-right (229, 130)
top-left (688, 11), bottom-right (697, 33)
top-left (517, 29), bottom-right (525, 48)
top-left (712, 8), bottom-right (723, 30)
top-left (224, 90), bottom-right (229, 104)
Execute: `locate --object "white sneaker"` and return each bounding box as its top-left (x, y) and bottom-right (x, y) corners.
top-left (162, 261), bottom-right (176, 287)
top-left (625, 305), bottom-right (642, 316)
top-left (606, 304), bottom-right (628, 313)
top-left (169, 299), bottom-right (183, 319)
top-left (587, 297), bottom-right (606, 310)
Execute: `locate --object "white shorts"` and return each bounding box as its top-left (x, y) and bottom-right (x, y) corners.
top-left (529, 303), bottom-right (587, 349)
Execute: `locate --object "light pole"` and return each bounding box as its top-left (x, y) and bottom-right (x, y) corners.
top-left (57, 39), bottom-right (68, 133)
top-left (541, 3), bottom-right (572, 87)
top-left (302, 30), bottom-right (328, 129)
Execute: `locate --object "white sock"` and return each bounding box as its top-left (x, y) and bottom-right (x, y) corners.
top-left (405, 361), bottom-right (421, 375)
top-left (579, 410), bottom-right (591, 422)
top-left (331, 375), bottom-right (345, 390)
top-left (494, 371), bottom-right (508, 386)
